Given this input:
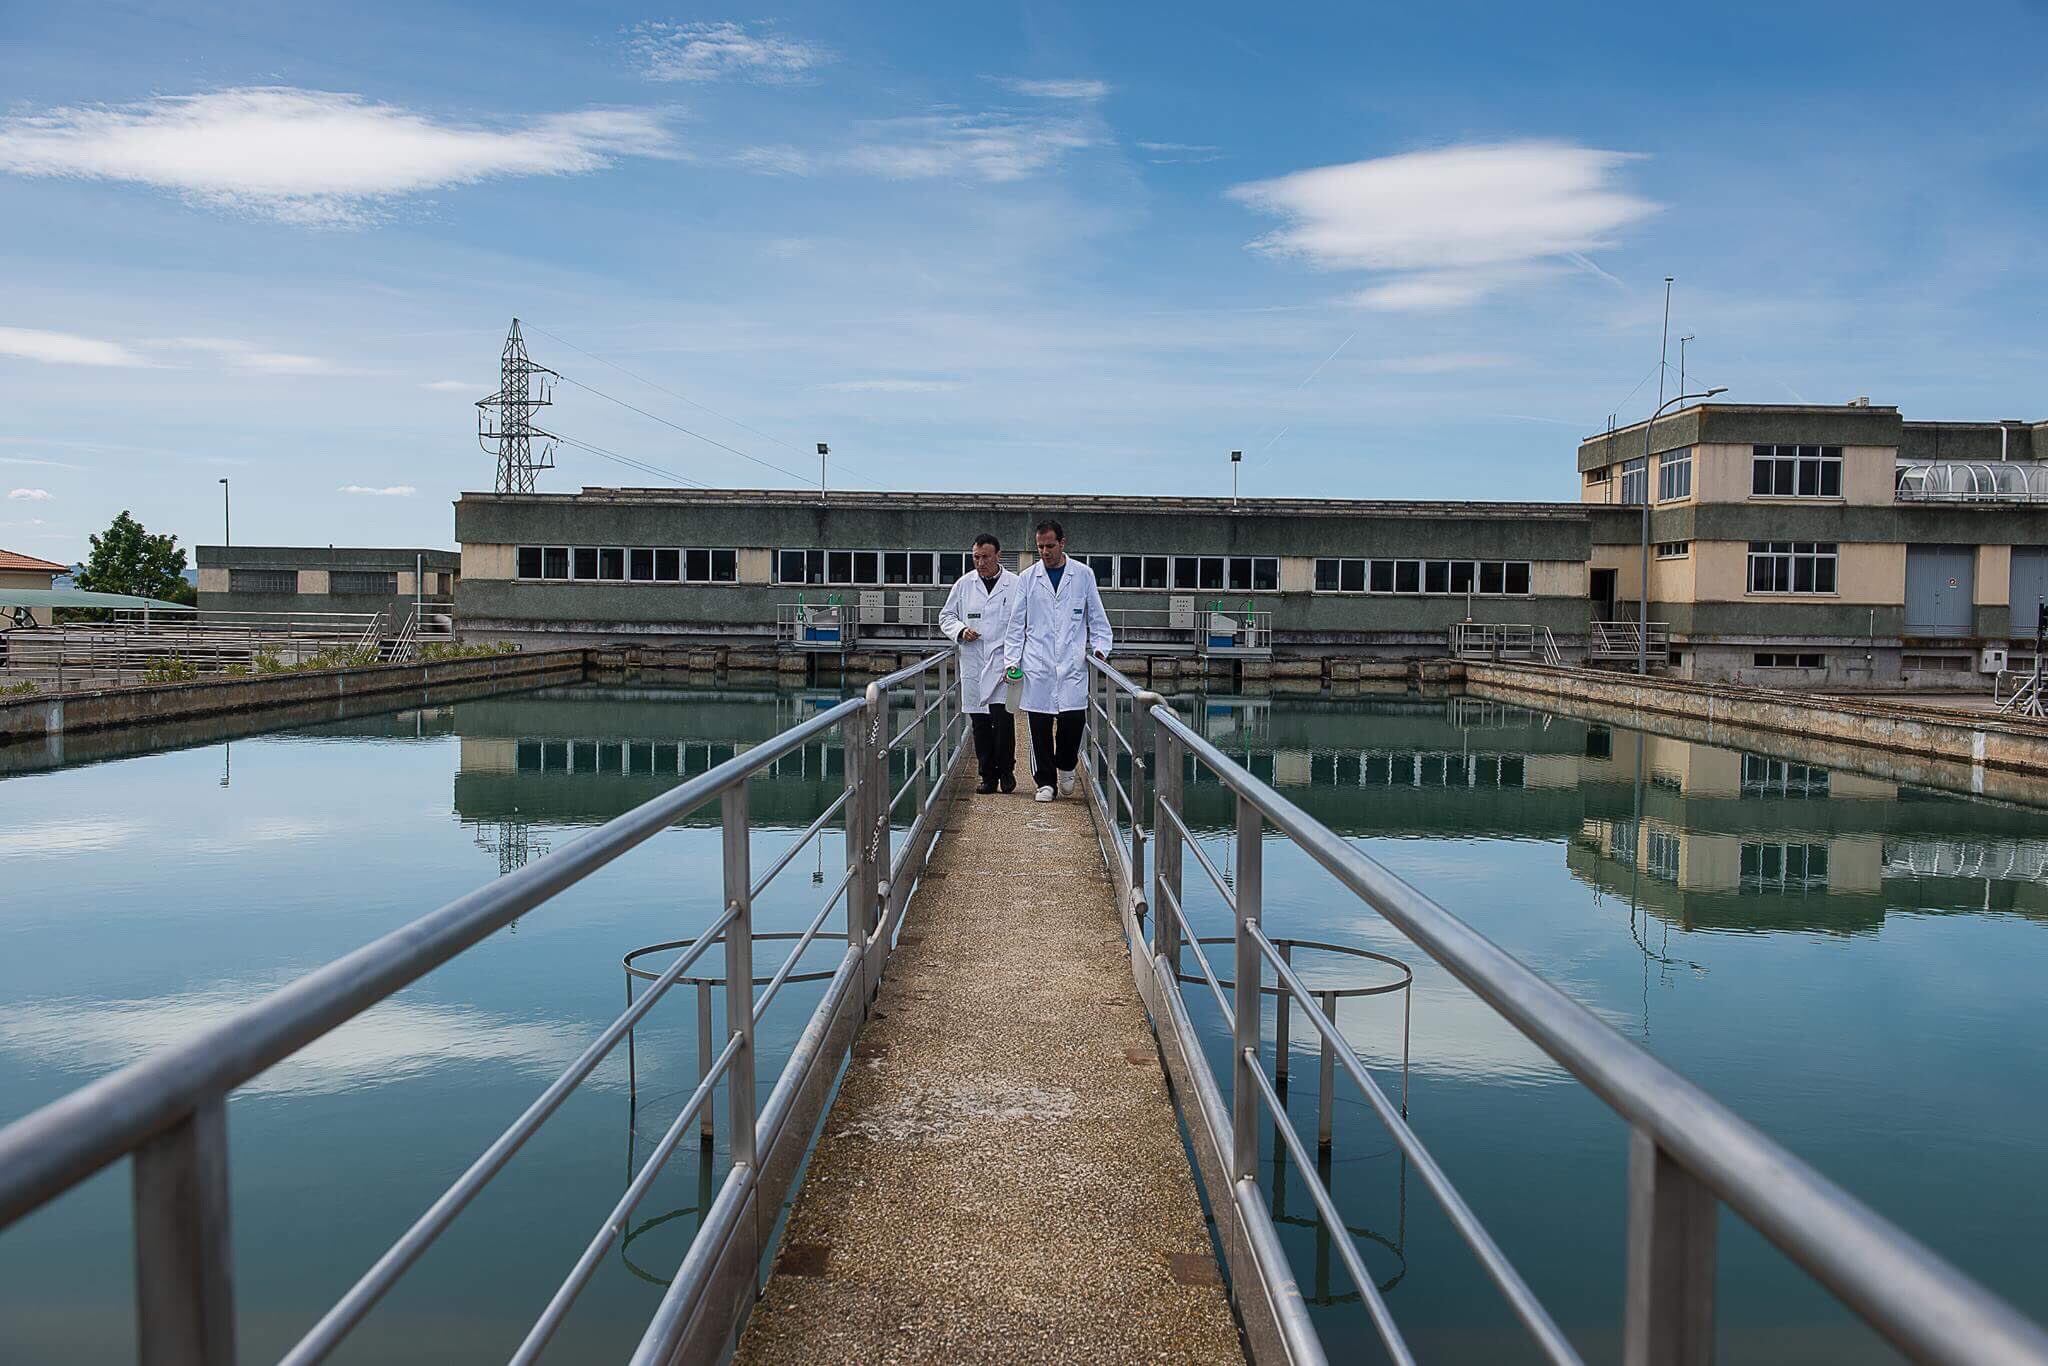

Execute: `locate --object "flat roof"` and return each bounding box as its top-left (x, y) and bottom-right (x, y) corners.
top-left (458, 487), bottom-right (1594, 520)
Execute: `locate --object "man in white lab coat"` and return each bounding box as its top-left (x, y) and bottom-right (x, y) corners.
top-left (1002, 518), bottom-right (1113, 802)
top-left (938, 534), bottom-right (1021, 794)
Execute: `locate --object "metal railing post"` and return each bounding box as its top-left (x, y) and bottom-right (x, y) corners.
top-left (1128, 691), bottom-right (1155, 916)
top-left (914, 670), bottom-right (930, 811)
top-left (1151, 720), bottom-right (1182, 968)
top-left (843, 709), bottom-right (873, 953)
top-left (1274, 940), bottom-right (1292, 1084)
top-left (1231, 791), bottom-right (1263, 1185)
top-left (1624, 1127), bottom-right (1717, 1366)
top-left (695, 982), bottom-right (714, 1146)
top-left (1317, 991), bottom-right (1338, 1150)
top-left (869, 687), bottom-right (890, 920)
top-left (720, 788), bottom-right (757, 1177)
top-left (133, 1096), bottom-right (235, 1366)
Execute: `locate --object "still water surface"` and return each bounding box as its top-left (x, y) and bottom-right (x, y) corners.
top-left (2, 683), bottom-right (2045, 1363)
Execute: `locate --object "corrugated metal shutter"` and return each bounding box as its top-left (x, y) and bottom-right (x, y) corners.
top-left (1905, 545), bottom-right (1974, 636)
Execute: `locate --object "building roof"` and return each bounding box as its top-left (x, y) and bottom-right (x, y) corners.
top-left (0, 549), bottom-right (67, 574)
top-left (459, 487), bottom-right (1593, 520)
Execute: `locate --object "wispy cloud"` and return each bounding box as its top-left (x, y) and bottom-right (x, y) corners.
top-left (150, 336), bottom-right (337, 374)
top-left (1137, 140), bottom-right (1223, 165)
top-left (0, 87), bottom-right (677, 226)
top-left (843, 111), bottom-right (1097, 183)
top-left (0, 325), bottom-right (148, 367)
top-left (732, 143), bottom-right (812, 176)
top-left (339, 484), bottom-right (416, 497)
top-left (1229, 140), bottom-right (1658, 311)
top-left (1376, 352), bottom-right (1517, 374)
top-left (822, 378), bottom-right (965, 393)
top-left (7, 488), bottom-right (53, 501)
top-left (420, 379), bottom-right (472, 392)
top-left (630, 20), bottom-right (830, 84)
top-left (996, 77), bottom-right (1110, 101)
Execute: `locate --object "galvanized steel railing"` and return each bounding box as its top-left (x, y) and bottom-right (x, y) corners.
top-left (0, 649), bottom-right (969, 1366)
top-left (1082, 656), bottom-right (2048, 1366)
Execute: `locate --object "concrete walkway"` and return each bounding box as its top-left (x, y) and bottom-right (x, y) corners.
top-left (735, 726), bottom-right (1243, 1364)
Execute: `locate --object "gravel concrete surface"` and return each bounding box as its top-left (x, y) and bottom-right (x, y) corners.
top-left (734, 723), bottom-right (1243, 1364)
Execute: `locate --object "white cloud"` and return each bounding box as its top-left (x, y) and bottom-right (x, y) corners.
top-left (0, 325), bottom-right (147, 367)
top-left (1138, 140), bottom-right (1223, 165)
top-left (151, 336), bottom-right (337, 374)
top-left (732, 143), bottom-right (813, 176)
top-left (822, 378), bottom-right (965, 393)
top-left (630, 20), bottom-right (830, 84)
top-left (1229, 140), bottom-right (1658, 310)
top-left (339, 484), bottom-right (416, 497)
top-left (997, 77), bottom-right (1110, 101)
top-left (1376, 351), bottom-right (1517, 374)
top-left (420, 378), bottom-right (472, 391)
top-left (7, 488), bottom-right (53, 501)
top-left (0, 87), bottom-right (676, 226)
top-left (844, 111), bottom-right (1097, 183)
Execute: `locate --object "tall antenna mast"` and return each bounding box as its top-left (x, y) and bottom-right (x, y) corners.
top-left (477, 318), bottom-right (559, 494)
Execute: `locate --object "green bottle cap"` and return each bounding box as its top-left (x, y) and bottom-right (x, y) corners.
top-left (1006, 666), bottom-right (1023, 680)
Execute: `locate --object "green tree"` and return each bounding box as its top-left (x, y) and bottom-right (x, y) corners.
top-left (71, 511), bottom-right (197, 606)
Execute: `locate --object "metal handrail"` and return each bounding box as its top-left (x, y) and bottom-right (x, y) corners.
top-left (0, 648), bottom-right (970, 1364)
top-left (1083, 654), bottom-right (2048, 1366)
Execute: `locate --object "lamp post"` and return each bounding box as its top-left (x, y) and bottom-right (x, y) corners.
top-left (219, 478), bottom-right (231, 548)
top-left (817, 443), bottom-right (829, 505)
top-left (1230, 450), bottom-right (1242, 508)
top-left (1637, 387), bottom-right (1727, 675)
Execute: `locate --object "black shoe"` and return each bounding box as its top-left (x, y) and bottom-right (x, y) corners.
top-left (998, 774), bottom-right (1016, 793)
top-left (975, 778), bottom-right (997, 794)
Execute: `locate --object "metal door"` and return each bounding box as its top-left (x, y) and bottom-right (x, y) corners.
top-left (1905, 545), bottom-right (1975, 637)
top-left (2010, 548), bottom-right (2048, 635)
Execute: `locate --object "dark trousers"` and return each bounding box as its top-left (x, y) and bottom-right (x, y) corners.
top-left (1027, 708), bottom-right (1086, 789)
top-left (970, 704), bottom-right (1016, 784)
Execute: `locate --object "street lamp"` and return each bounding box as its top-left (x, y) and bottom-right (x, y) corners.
top-left (1230, 450), bottom-right (1242, 508)
top-left (219, 478), bottom-right (230, 548)
top-left (817, 443), bottom-right (829, 505)
top-left (1637, 386), bottom-right (1727, 675)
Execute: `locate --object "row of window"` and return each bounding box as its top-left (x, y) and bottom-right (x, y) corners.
top-left (517, 546), bottom-right (739, 583)
top-left (1658, 448), bottom-right (1692, 502)
top-left (1314, 558), bottom-right (1533, 596)
top-left (1741, 840), bottom-right (1829, 892)
top-left (1741, 755), bottom-right (1830, 795)
top-left (1754, 652), bottom-right (1825, 669)
top-left (1747, 541), bottom-right (1838, 594)
top-left (776, 549), bottom-right (972, 587)
top-left (228, 569), bottom-right (427, 594)
top-left (1655, 541), bottom-right (1690, 559)
top-left (1753, 444), bottom-right (1844, 497)
top-left (1073, 554), bottom-right (1281, 592)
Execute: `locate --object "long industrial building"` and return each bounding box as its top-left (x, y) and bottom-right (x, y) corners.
top-left (450, 401), bottom-right (2048, 689)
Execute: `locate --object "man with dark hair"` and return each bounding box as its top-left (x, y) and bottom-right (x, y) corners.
top-left (1002, 517), bottom-right (1112, 801)
top-left (939, 533), bottom-right (1020, 793)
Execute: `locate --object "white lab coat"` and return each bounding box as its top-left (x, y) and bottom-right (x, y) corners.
top-left (938, 567), bottom-right (1020, 714)
top-left (1002, 557), bottom-right (1113, 714)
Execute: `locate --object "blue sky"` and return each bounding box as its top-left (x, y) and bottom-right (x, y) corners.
top-left (2, 0), bottom-right (2045, 557)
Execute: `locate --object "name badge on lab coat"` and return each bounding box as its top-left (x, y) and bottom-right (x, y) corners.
top-left (1072, 606), bottom-right (1083, 617)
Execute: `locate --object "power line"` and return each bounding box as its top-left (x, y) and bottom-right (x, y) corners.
top-left (552, 431), bottom-right (712, 489)
top-left (552, 372), bottom-right (826, 488)
top-left (526, 321), bottom-right (877, 483)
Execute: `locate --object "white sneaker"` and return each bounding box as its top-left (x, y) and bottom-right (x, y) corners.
top-left (1034, 785), bottom-right (1055, 802)
top-left (1057, 769), bottom-right (1077, 797)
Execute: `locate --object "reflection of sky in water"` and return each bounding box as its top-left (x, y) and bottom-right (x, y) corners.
top-left (3, 688), bottom-right (2048, 1364)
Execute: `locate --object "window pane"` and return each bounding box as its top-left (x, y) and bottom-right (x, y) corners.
top-left (1424, 560), bottom-right (1450, 594)
top-left (1394, 560), bottom-right (1420, 593)
top-left (599, 548), bottom-right (625, 580)
top-left (711, 549), bottom-right (737, 582)
top-left (1340, 559), bottom-right (1366, 593)
top-left (682, 548), bottom-right (707, 581)
top-left (1774, 461), bottom-right (1796, 495)
top-left (657, 548), bottom-right (681, 581)
top-left (1815, 556), bottom-right (1837, 593)
top-left (1228, 557), bottom-right (1252, 591)
top-left (1118, 556), bottom-right (1142, 587)
top-left (1479, 561), bottom-right (1505, 594)
top-left (1449, 561), bottom-right (1475, 592)
top-left (544, 547), bottom-right (569, 580)
top-left (1369, 560), bottom-right (1394, 593)
top-left (853, 551), bottom-right (878, 584)
top-left (828, 551), bottom-right (853, 583)
top-left (1505, 562), bottom-right (1531, 595)
top-left (1144, 556), bottom-right (1169, 589)
top-left (1797, 459), bottom-right (1819, 496)
top-left (778, 550), bottom-right (803, 583)
top-left (940, 552), bottom-right (965, 582)
top-left (884, 551), bottom-right (908, 584)
top-left (1174, 556), bottom-right (1198, 589)
top-left (908, 552), bottom-right (934, 585)
top-left (1199, 556), bottom-right (1224, 590)
top-left (1315, 559), bottom-right (1339, 591)
top-left (517, 546), bottom-right (542, 578)
top-left (1253, 558), bottom-right (1278, 591)
top-left (573, 547), bottom-right (598, 579)
top-left (1793, 555), bottom-right (1815, 592)
top-left (1820, 460), bottom-right (1842, 497)
top-left (1753, 460), bottom-right (1772, 496)
top-left (804, 550), bottom-right (825, 583)
top-left (630, 548), bottom-right (654, 581)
